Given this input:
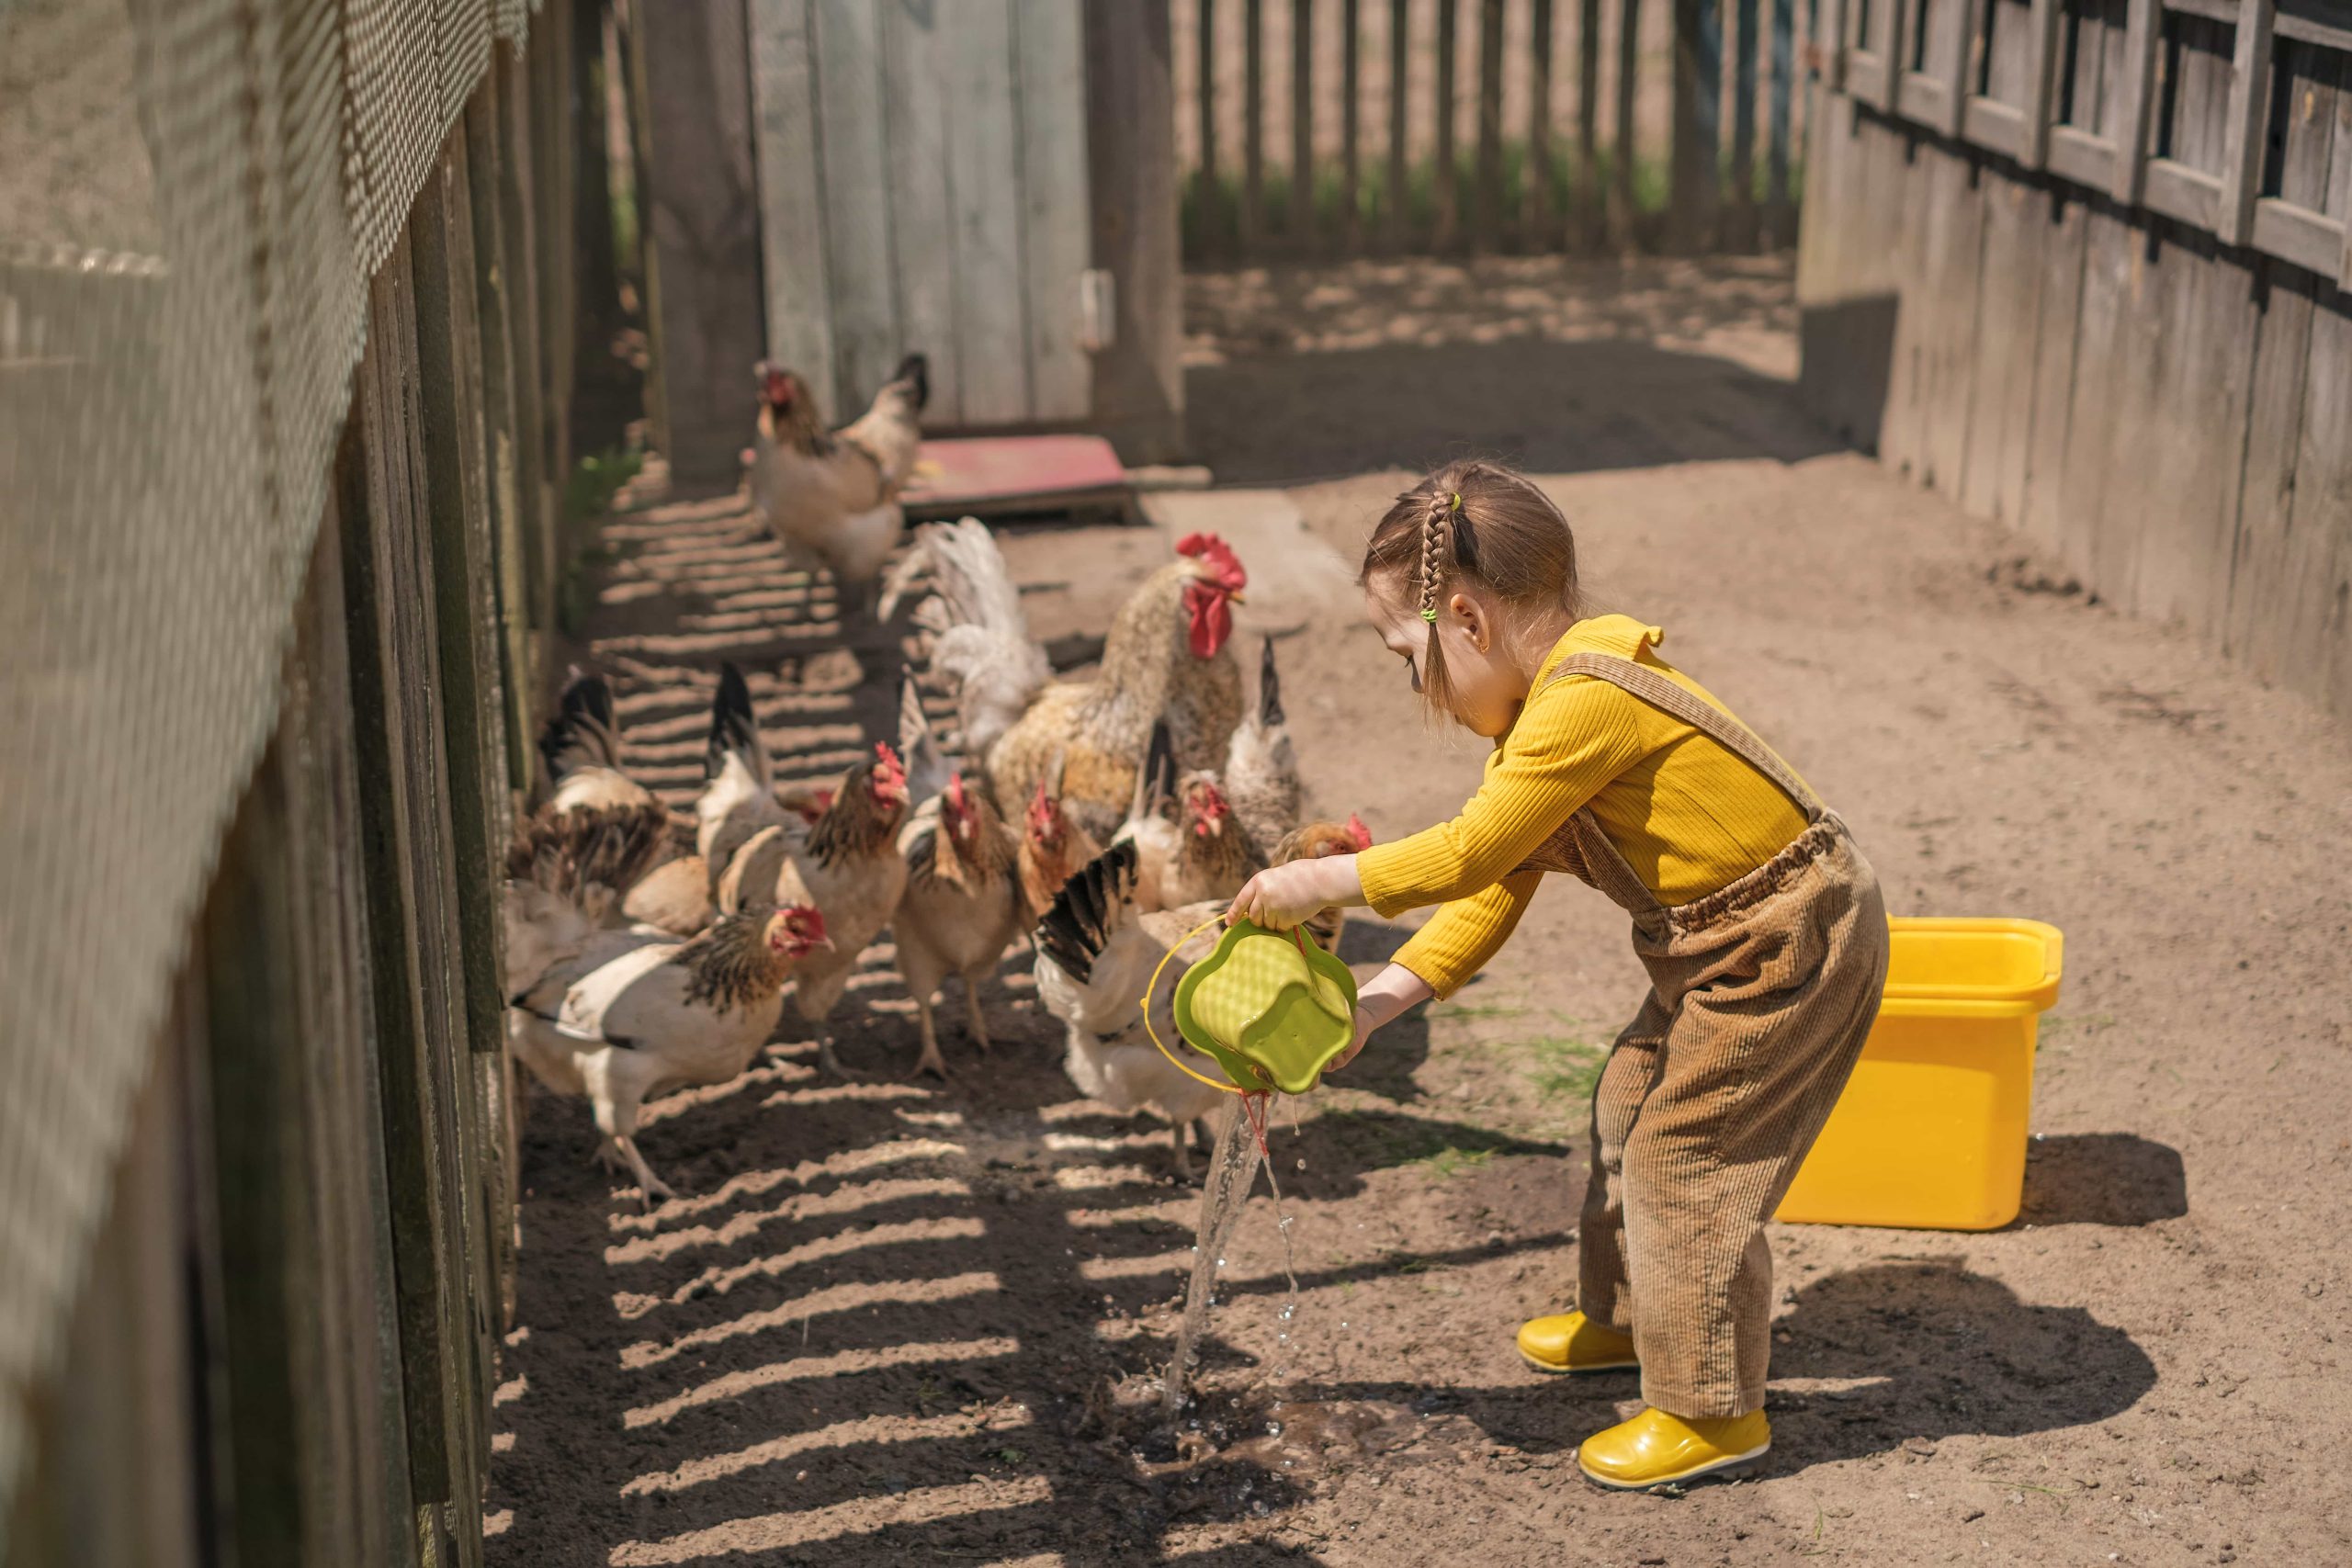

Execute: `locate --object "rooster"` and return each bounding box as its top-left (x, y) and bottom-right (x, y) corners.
top-left (1016, 750), bottom-right (1102, 926)
top-left (746, 354), bottom-right (927, 618)
top-left (508, 903), bottom-right (831, 1205)
top-left (891, 678), bottom-right (1023, 1079)
top-left (904, 525), bottom-right (1250, 841)
top-left (539, 671), bottom-right (658, 813)
top-left (502, 799), bottom-right (673, 1000)
top-left (716, 739), bottom-right (912, 1078)
top-left (616, 662), bottom-right (798, 938)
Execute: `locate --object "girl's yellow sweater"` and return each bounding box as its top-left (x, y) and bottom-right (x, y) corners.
top-left (1355, 615), bottom-right (1811, 998)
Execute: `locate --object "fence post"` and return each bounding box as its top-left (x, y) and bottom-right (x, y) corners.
top-left (1085, 0), bottom-right (1188, 461)
top-left (1292, 0), bottom-right (1317, 245)
top-left (1434, 0), bottom-right (1461, 249)
top-left (1387, 0), bottom-right (1410, 249)
top-left (2215, 0), bottom-right (2277, 247)
top-left (1671, 0), bottom-right (1725, 251)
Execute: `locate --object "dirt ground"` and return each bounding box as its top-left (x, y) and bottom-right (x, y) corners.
top-left (486, 254), bottom-right (2352, 1566)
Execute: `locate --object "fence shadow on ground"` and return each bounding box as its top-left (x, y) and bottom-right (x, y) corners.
top-left (1187, 334), bottom-right (1844, 486)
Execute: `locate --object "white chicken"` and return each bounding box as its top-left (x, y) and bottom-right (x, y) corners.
top-left (1031, 839), bottom-right (1241, 1177)
top-left (746, 354), bottom-right (927, 619)
top-left (890, 677), bottom-right (1023, 1079)
top-left (1222, 636), bottom-right (1303, 864)
top-left (507, 903), bottom-right (831, 1205)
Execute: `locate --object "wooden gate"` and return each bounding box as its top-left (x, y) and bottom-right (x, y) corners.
top-left (746, 0), bottom-right (1100, 429)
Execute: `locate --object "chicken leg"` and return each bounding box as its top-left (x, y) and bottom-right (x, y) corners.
top-left (906, 997), bottom-right (950, 1081)
top-left (960, 976), bottom-right (992, 1055)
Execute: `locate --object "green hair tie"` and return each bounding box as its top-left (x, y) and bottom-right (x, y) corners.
top-left (1449, 491), bottom-right (1462, 511)
top-left (1419, 606), bottom-right (1439, 623)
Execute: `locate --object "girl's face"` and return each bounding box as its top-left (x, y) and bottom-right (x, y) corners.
top-left (1367, 580), bottom-right (1531, 739)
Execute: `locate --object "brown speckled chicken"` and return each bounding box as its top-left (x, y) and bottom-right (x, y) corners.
top-left (746, 355), bottom-right (927, 617)
top-left (1015, 751), bottom-right (1102, 926)
top-left (1272, 814), bottom-right (1374, 953)
top-left (892, 678), bottom-right (1023, 1079)
top-left (987, 534), bottom-right (1250, 841)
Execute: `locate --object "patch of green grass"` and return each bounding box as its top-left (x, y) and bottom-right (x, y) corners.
top-left (993, 1446), bottom-right (1027, 1466)
top-left (1524, 1036), bottom-right (1606, 1104)
top-left (1412, 1145), bottom-right (1498, 1179)
top-left (565, 446), bottom-right (644, 525)
top-left (1429, 998), bottom-right (1528, 1022)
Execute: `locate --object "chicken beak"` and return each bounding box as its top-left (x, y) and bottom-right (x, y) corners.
top-left (1227, 590), bottom-right (1248, 605)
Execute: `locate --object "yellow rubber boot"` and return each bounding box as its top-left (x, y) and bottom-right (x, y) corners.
top-left (1577, 1407), bottom-right (1770, 1490)
top-left (1516, 1311), bottom-right (1639, 1375)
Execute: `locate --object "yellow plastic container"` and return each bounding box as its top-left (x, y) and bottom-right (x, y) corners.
top-left (1775, 917), bottom-right (2064, 1231)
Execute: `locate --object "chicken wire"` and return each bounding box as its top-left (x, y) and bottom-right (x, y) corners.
top-left (0, 0), bottom-right (537, 1528)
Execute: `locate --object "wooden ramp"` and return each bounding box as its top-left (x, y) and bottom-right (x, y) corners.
top-left (899, 434), bottom-right (1133, 523)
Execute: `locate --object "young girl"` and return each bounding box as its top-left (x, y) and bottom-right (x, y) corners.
top-left (1227, 459), bottom-right (1889, 1489)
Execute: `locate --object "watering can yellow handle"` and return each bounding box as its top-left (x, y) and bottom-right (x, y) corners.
top-left (1140, 913), bottom-right (1252, 1096)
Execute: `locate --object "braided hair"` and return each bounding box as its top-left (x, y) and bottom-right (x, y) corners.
top-left (1361, 459), bottom-right (1577, 722)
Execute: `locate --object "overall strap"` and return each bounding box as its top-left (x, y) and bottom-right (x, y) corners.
top-left (1543, 652), bottom-right (1825, 820)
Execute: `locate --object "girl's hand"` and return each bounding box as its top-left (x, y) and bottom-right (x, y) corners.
top-left (1227, 854), bottom-right (1363, 931)
top-left (1328, 963), bottom-right (1434, 1073)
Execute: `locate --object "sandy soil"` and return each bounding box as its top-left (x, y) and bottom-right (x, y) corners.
top-left (486, 254), bottom-right (2352, 1566)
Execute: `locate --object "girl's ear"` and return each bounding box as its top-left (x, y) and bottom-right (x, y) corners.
top-left (1447, 590), bottom-right (1489, 653)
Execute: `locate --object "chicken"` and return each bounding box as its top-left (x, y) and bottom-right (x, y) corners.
top-left (891, 677), bottom-right (1023, 1079)
top-left (716, 739), bottom-right (912, 1078)
top-left (1015, 750), bottom-right (1102, 926)
top-left (539, 671), bottom-right (657, 813)
top-left (881, 516), bottom-right (1053, 758)
top-left (501, 799), bottom-right (673, 1000)
top-left (921, 530), bottom-right (1249, 842)
top-left (746, 354), bottom-right (928, 618)
top-left (1223, 636), bottom-right (1303, 864)
top-left (1114, 721), bottom-right (1261, 912)
top-left (1271, 814), bottom-right (1374, 953)
top-left (507, 903), bottom-right (831, 1204)
top-left (615, 661), bottom-right (797, 938)
top-left (1031, 840), bottom-right (1237, 1177)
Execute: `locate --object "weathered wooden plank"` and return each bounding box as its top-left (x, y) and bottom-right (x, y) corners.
top-left (462, 79), bottom-right (537, 796)
top-left (2280, 286), bottom-right (2352, 708)
top-left (1435, 0), bottom-right (1462, 249)
top-left (1531, 0), bottom-right (1559, 243)
top-left (1732, 0), bottom-right (1761, 246)
top-left (1476, 0), bottom-right (1507, 240)
top-left (1877, 125), bottom-right (1937, 477)
top-left (529, 0), bottom-right (578, 508)
top-left (1294, 0), bottom-right (1318, 242)
top-left (1244, 0), bottom-right (1266, 249)
top-left (1016, 0), bottom-right (1094, 420)
top-left (1577, 0), bottom-right (1605, 244)
top-left (1198, 0), bottom-right (1221, 254)
top-left (749, 0), bottom-right (835, 414)
top-left (2020, 0), bottom-right (2063, 164)
top-left (1614, 0), bottom-right (1642, 241)
top-left (813, 0), bottom-right (901, 412)
top-left (1768, 0), bottom-right (1796, 241)
top-left (943, 0), bottom-right (1033, 422)
top-left (1672, 0), bottom-right (1726, 250)
top-left (2019, 182), bottom-right (2089, 552)
top-left (2229, 269), bottom-right (2320, 672)
top-left (1388, 0), bottom-right (1411, 248)
top-left (2217, 0), bottom-right (2278, 244)
top-left (2050, 201), bottom-right (2130, 583)
top-left (493, 47), bottom-right (554, 690)
top-left (882, 0), bottom-right (962, 425)
top-left (1960, 168), bottom-right (2040, 521)
top-left (1084, 0), bottom-right (1187, 460)
top-left (2107, 0), bottom-right (2161, 202)
top-left (1343, 0), bottom-right (1363, 248)
top-left (345, 251), bottom-right (460, 1514)
top-left (1918, 138), bottom-right (1987, 497)
top-left (640, 0), bottom-right (763, 484)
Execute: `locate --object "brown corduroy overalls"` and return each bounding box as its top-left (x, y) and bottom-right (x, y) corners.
top-left (1513, 654), bottom-right (1890, 1418)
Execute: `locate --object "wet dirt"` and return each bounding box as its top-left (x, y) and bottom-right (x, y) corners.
top-left (485, 253), bottom-right (2352, 1565)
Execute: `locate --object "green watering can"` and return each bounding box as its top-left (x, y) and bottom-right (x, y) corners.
top-left (1151, 917), bottom-right (1360, 1096)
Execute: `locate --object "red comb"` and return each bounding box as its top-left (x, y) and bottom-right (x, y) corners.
top-left (1346, 812), bottom-right (1373, 852)
top-left (1175, 532), bottom-right (1248, 592)
top-left (873, 741), bottom-right (904, 780)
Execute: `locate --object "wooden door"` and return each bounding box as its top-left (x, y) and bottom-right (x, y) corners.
top-left (749, 0), bottom-right (1096, 428)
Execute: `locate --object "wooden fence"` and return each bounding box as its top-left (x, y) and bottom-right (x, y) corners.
top-left (1175, 0), bottom-right (1810, 258)
top-left (1797, 0), bottom-right (2352, 719)
top-left (6, 10), bottom-right (596, 1566)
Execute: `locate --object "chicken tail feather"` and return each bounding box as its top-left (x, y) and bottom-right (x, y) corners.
top-left (1033, 840), bottom-right (1139, 986)
top-left (1259, 635), bottom-right (1285, 728)
top-left (888, 352), bottom-right (930, 412)
top-left (707, 662), bottom-right (771, 789)
top-left (541, 671), bottom-right (626, 784)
